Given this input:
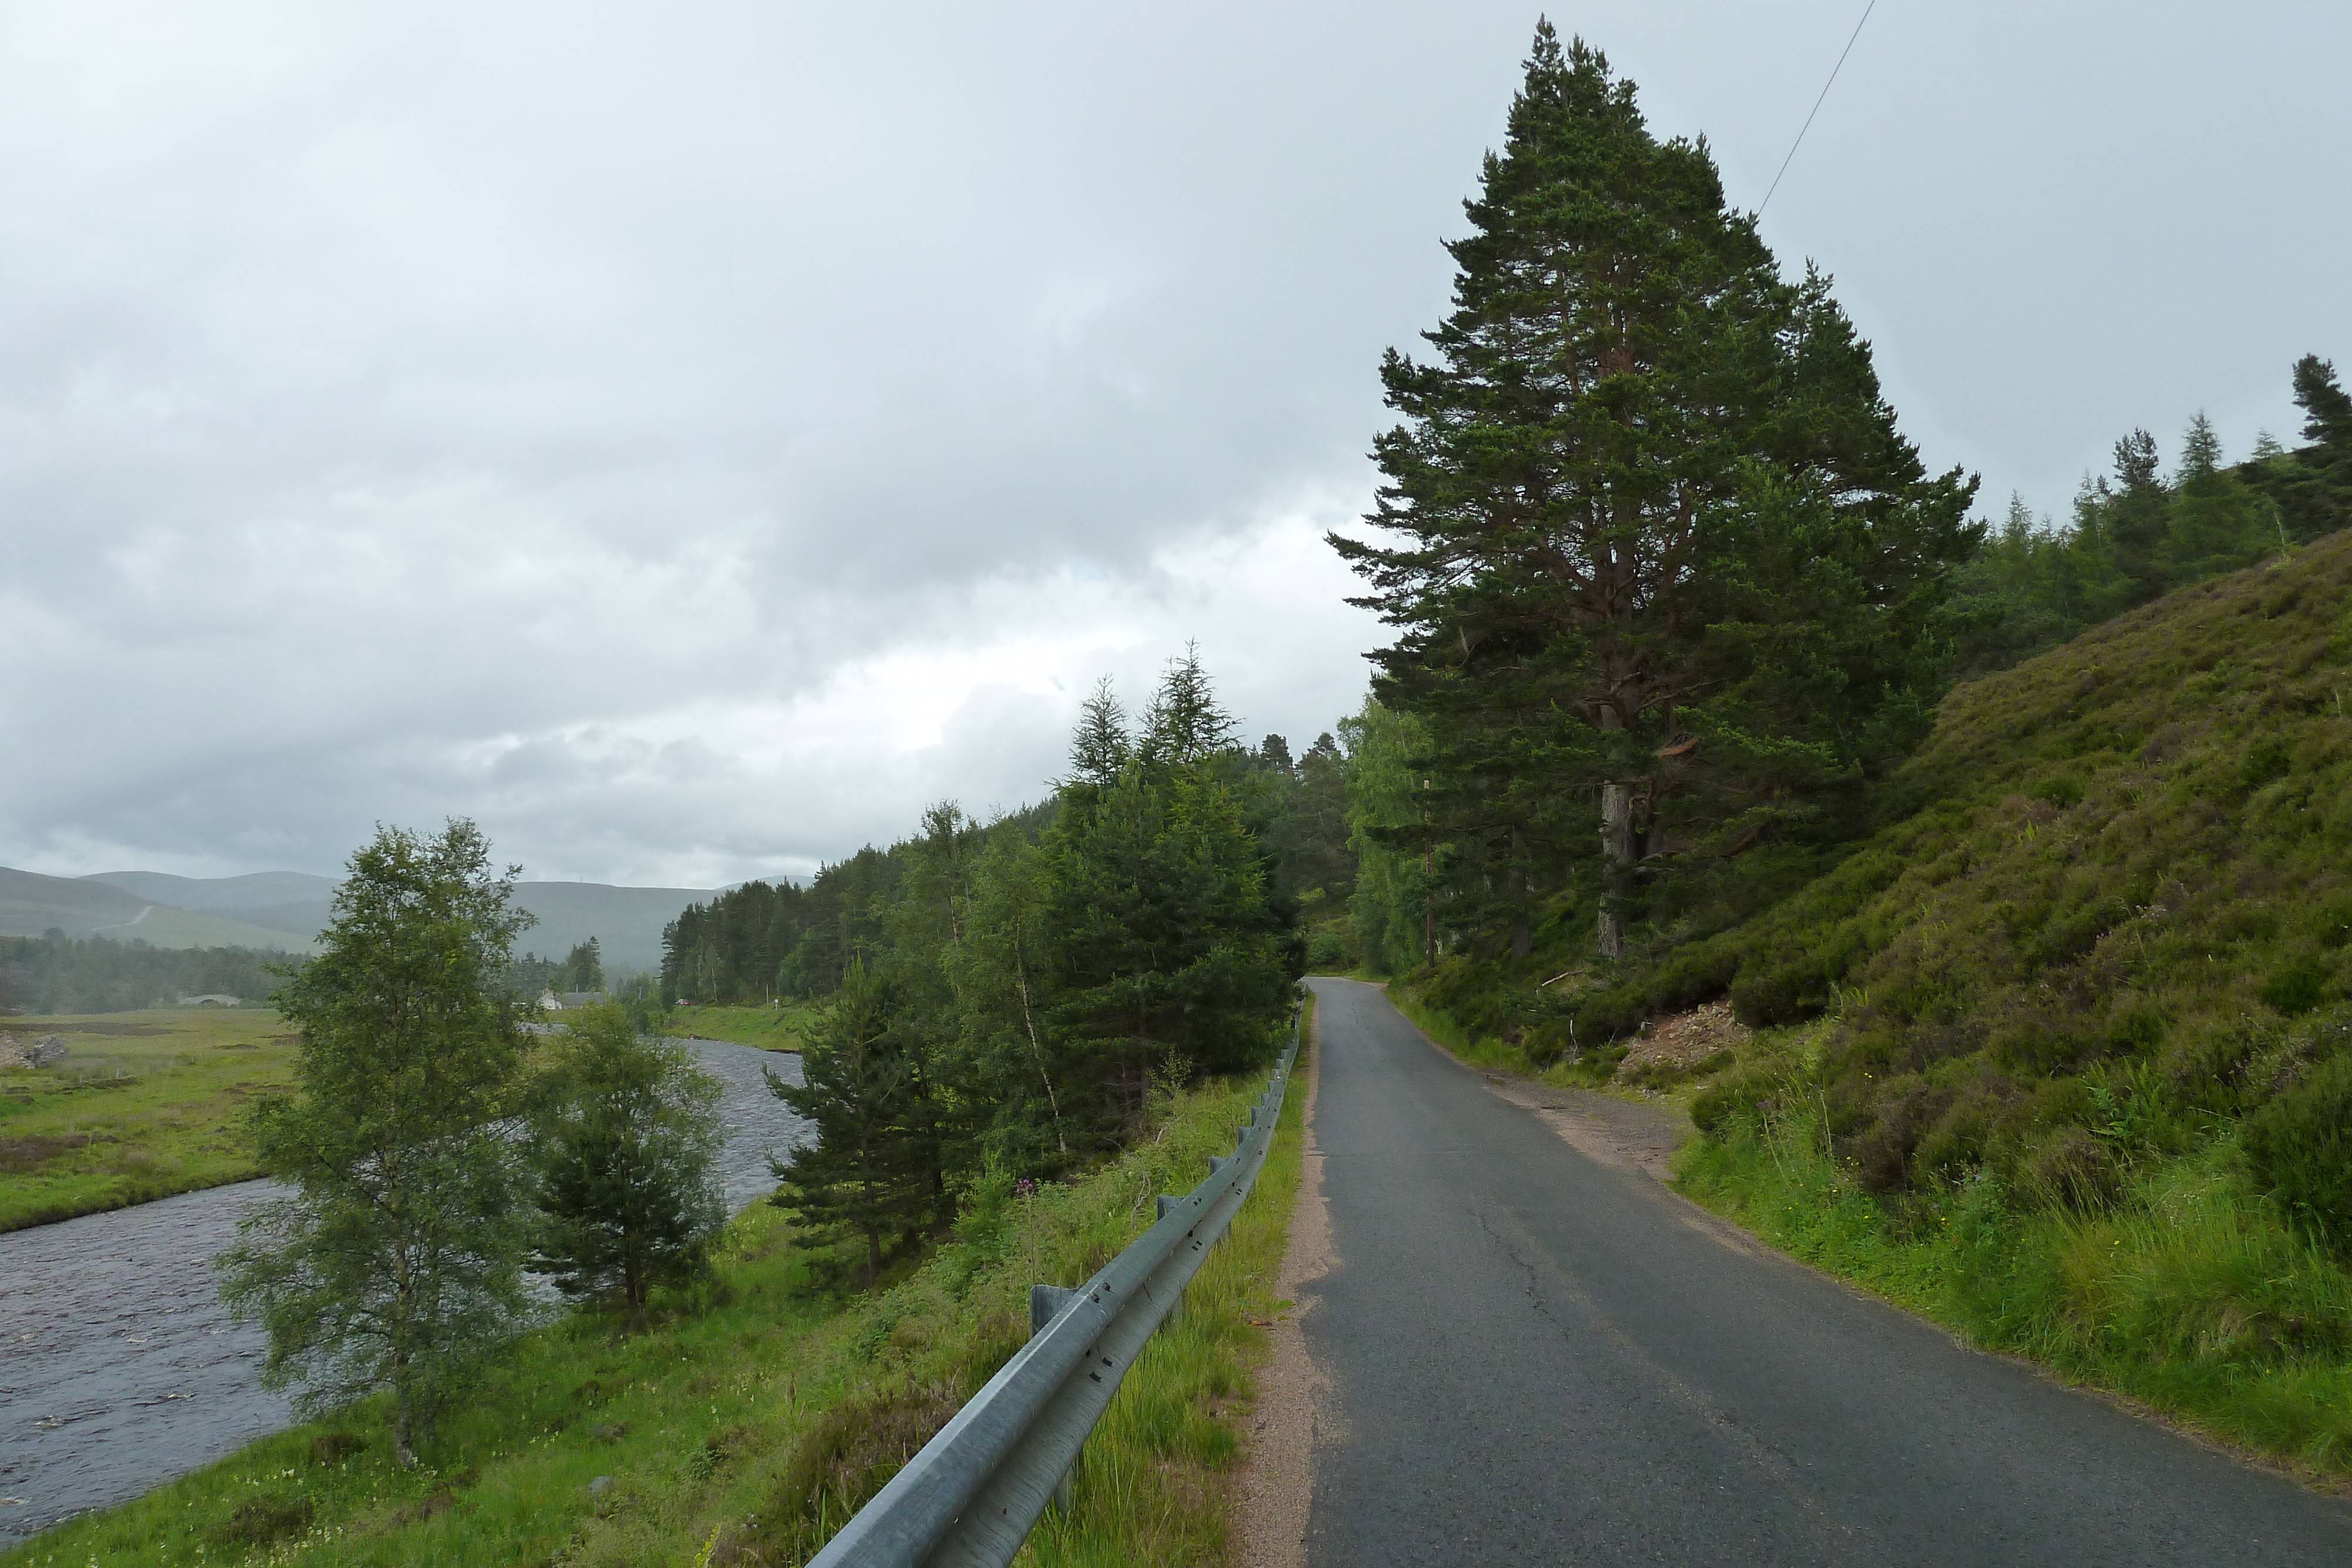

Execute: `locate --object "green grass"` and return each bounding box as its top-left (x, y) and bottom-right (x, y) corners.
top-left (4, 1018), bottom-right (1309, 1567)
top-left (1678, 1082), bottom-right (2352, 1481)
top-left (663, 1004), bottom-right (820, 1052)
top-left (0, 1009), bottom-right (296, 1231)
top-left (0, 1002), bottom-right (809, 1234)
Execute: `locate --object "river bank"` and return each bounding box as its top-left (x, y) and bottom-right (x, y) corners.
top-left (3, 1054), bottom-right (1304, 1567)
top-left (0, 1038), bottom-right (810, 1544)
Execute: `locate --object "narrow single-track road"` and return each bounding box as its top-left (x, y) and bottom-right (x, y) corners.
top-left (1298, 978), bottom-right (2352, 1567)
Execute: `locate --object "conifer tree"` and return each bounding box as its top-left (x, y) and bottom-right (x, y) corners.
top-left (1043, 656), bottom-right (1292, 1124)
top-left (2106, 427), bottom-right (2169, 601)
top-left (216, 821), bottom-right (534, 1467)
top-left (559, 937), bottom-right (604, 993)
top-left (1065, 678), bottom-right (1132, 791)
top-left (767, 960), bottom-right (942, 1281)
top-left (2273, 354), bottom-right (2352, 541)
top-left (527, 1004), bottom-right (726, 1329)
top-left (1138, 643), bottom-right (1238, 768)
top-left (943, 822), bottom-right (1076, 1169)
top-left (2164, 413), bottom-right (2269, 584)
top-left (1335, 25), bottom-right (1975, 959)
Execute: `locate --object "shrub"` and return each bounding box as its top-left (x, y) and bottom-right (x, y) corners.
top-left (2243, 1053), bottom-right (2352, 1251)
top-left (2259, 957), bottom-right (2330, 1016)
top-left (1305, 925), bottom-right (1357, 972)
top-left (722, 1378), bottom-right (961, 1563)
top-left (2033, 775), bottom-right (2085, 808)
top-left (206, 1495), bottom-right (314, 1550)
top-left (1842, 1080), bottom-right (1952, 1192)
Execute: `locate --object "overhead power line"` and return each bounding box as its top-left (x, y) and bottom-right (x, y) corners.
top-left (1758, 0), bottom-right (1879, 216)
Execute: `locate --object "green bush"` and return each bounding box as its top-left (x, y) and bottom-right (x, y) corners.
top-left (2260, 957), bottom-right (2330, 1016)
top-left (1304, 926), bottom-right (1356, 972)
top-left (2243, 1052), bottom-right (2352, 1251)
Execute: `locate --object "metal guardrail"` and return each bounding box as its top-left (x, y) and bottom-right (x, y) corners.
top-left (806, 1009), bottom-right (1305, 1568)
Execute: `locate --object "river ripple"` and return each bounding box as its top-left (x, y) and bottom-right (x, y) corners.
top-left (0, 1039), bottom-right (811, 1543)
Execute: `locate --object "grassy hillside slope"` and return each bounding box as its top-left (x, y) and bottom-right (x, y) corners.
top-left (1697, 529), bottom-right (2352, 1200)
top-left (1689, 534), bottom-right (2352, 1479)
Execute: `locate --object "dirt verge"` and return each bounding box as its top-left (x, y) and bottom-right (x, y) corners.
top-left (1231, 1000), bottom-right (1332, 1568)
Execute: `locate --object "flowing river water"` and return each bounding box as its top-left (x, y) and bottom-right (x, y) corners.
top-left (0, 1039), bottom-right (812, 1544)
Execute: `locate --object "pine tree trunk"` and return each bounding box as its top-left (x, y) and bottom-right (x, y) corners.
top-left (1598, 782), bottom-right (1634, 958)
top-left (1509, 825), bottom-right (1531, 958)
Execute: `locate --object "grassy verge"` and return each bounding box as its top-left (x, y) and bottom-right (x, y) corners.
top-left (0, 1009), bottom-right (295, 1231)
top-left (1680, 1089), bottom-right (2352, 1483)
top-left (663, 1004), bottom-right (818, 1052)
top-left (1021, 991), bottom-right (1309, 1567)
top-left (5, 1021), bottom-right (1308, 1567)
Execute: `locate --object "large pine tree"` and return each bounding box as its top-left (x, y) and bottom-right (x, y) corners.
top-left (1334, 25), bottom-right (1976, 960)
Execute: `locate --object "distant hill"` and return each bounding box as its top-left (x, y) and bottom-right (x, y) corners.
top-left (84, 870), bottom-right (337, 943)
top-left (0, 867), bottom-right (318, 952)
top-left (504, 883), bottom-right (722, 976)
top-left (74, 869), bottom-right (718, 975)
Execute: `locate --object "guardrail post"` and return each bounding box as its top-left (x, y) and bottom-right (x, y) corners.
top-left (1151, 1196), bottom-right (1190, 1327)
top-left (1028, 1285), bottom-right (1086, 1511)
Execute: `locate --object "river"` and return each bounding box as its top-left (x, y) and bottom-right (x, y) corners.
top-left (0, 1038), bottom-right (811, 1544)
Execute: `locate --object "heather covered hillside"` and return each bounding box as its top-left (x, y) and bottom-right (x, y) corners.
top-left (1689, 528), bottom-right (2352, 1213)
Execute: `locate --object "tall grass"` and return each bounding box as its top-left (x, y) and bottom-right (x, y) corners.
top-left (4, 1015), bottom-right (1311, 1568)
top-left (1681, 1101), bottom-right (2352, 1477)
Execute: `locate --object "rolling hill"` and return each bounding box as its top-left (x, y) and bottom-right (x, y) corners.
top-left (63, 869), bottom-right (724, 974)
top-left (0, 867), bottom-right (320, 952)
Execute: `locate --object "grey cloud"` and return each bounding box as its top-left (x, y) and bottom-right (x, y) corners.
top-left (2, 1), bottom-right (2345, 882)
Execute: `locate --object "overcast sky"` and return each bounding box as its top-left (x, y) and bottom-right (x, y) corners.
top-left (4, 2), bottom-right (2346, 887)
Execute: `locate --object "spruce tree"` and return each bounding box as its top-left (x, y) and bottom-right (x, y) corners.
top-left (943, 821), bottom-right (1077, 1171)
top-left (767, 960), bottom-right (941, 1282)
top-left (1334, 25), bottom-right (1975, 960)
top-left (2164, 413), bottom-right (2269, 583)
top-left (527, 1005), bottom-right (726, 1329)
top-left (2105, 427), bottom-right (2170, 603)
top-left (2271, 354), bottom-right (2352, 541)
top-left (216, 821), bottom-right (535, 1467)
top-left (1065, 678), bottom-right (1132, 790)
top-left (559, 937), bottom-right (604, 993)
top-left (1043, 657), bottom-right (1292, 1124)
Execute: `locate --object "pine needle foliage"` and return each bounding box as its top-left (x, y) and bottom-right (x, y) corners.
top-left (767, 960), bottom-right (947, 1283)
top-left (1335, 23), bottom-right (1976, 961)
top-left (526, 1004), bottom-right (727, 1326)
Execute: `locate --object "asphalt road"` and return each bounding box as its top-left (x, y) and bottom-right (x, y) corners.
top-left (1299, 978), bottom-right (2352, 1567)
